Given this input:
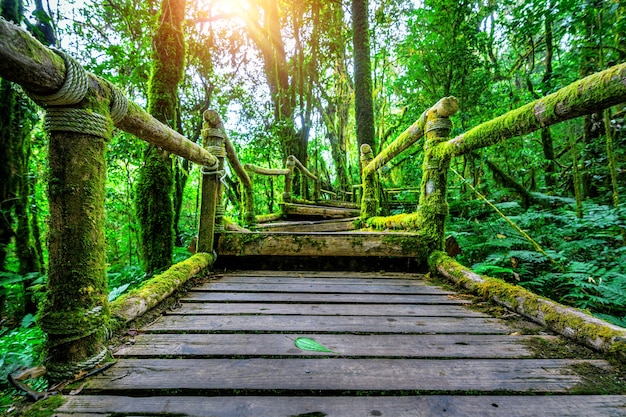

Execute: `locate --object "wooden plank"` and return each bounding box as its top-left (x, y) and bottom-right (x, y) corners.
top-left (217, 231), bottom-right (424, 258)
top-left (84, 358), bottom-right (608, 393)
top-left (192, 282), bottom-right (449, 294)
top-left (253, 217), bottom-right (358, 232)
top-left (58, 395), bottom-right (626, 417)
top-left (218, 270), bottom-right (423, 278)
top-left (211, 276), bottom-right (427, 285)
top-left (171, 302), bottom-right (487, 317)
top-left (146, 314), bottom-right (513, 334)
top-left (114, 333), bottom-right (548, 358)
top-left (182, 291), bottom-right (469, 304)
top-left (282, 203), bottom-right (360, 219)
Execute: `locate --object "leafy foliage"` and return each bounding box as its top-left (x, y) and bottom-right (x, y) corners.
top-left (448, 199), bottom-right (626, 326)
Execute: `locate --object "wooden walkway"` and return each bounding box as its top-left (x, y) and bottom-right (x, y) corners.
top-left (58, 270), bottom-right (626, 416)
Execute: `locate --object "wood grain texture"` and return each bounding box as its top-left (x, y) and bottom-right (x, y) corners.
top-left (253, 217), bottom-right (358, 232)
top-left (182, 291), bottom-right (468, 304)
top-left (171, 302), bottom-right (487, 317)
top-left (146, 314), bottom-right (513, 334)
top-left (114, 333), bottom-right (546, 358)
top-left (217, 231), bottom-right (423, 257)
top-left (85, 358), bottom-right (605, 393)
top-left (57, 395), bottom-right (626, 417)
top-left (191, 282), bottom-right (448, 294)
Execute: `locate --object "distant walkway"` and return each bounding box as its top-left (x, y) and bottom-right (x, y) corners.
top-left (57, 270), bottom-right (626, 416)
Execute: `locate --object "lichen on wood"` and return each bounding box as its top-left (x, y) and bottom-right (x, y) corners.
top-left (40, 75), bottom-right (114, 380)
top-left (441, 63), bottom-right (626, 157)
top-left (359, 144), bottom-right (378, 218)
top-left (110, 252), bottom-right (215, 326)
top-left (410, 97), bottom-right (458, 254)
top-left (429, 251), bottom-right (626, 359)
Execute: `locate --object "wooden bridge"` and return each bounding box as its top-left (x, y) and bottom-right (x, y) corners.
top-left (57, 268), bottom-right (626, 416)
top-left (1, 17), bottom-right (625, 416)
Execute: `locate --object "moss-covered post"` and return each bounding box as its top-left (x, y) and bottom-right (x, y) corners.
top-left (360, 144), bottom-right (377, 218)
top-left (413, 97), bottom-right (458, 254)
top-left (28, 51), bottom-right (124, 381)
top-left (197, 110), bottom-right (224, 252)
top-left (284, 155), bottom-right (296, 203)
top-left (313, 170), bottom-right (321, 201)
top-left (203, 110), bottom-right (227, 236)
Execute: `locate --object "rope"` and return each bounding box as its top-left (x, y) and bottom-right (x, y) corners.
top-left (214, 204), bottom-right (225, 233)
top-left (46, 347), bottom-right (108, 381)
top-left (45, 108), bottom-right (114, 139)
top-left (39, 305), bottom-right (106, 347)
top-left (207, 144), bottom-right (227, 158)
top-left (425, 118), bottom-right (452, 134)
top-left (28, 49), bottom-right (89, 106)
top-left (106, 80), bottom-right (129, 124)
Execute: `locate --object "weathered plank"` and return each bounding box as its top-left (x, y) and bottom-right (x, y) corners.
top-left (253, 217), bottom-right (358, 232)
top-left (208, 276), bottom-right (427, 285)
top-left (171, 302), bottom-right (487, 317)
top-left (217, 270), bottom-right (421, 278)
top-left (192, 282), bottom-right (448, 294)
top-left (57, 395), bottom-right (626, 417)
top-left (182, 291), bottom-right (469, 304)
top-left (114, 333), bottom-right (547, 358)
top-left (217, 231), bottom-right (424, 257)
top-left (85, 358), bottom-right (606, 393)
top-left (147, 314), bottom-right (512, 334)
top-left (282, 203), bottom-right (360, 219)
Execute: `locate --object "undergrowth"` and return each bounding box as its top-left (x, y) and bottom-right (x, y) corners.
top-left (448, 194), bottom-right (626, 328)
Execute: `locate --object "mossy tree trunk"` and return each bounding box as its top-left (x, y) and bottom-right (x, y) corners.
top-left (0, 0), bottom-right (46, 309)
top-left (413, 97), bottom-right (458, 255)
top-left (134, 0), bottom-right (186, 274)
top-left (352, 0), bottom-right (376, 155)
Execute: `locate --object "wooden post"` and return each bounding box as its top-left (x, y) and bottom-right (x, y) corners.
top-left (359, 144), bottom-right (377, 218)
top-left (313, 170), bottom-right (321, 201)
top-left (204, 110), bottom-right (227, 235)
top-left (284, 155), bottom-right (296, 203)
top-left (31, 56), bottom-right (118, 380)
top-left (413, 97), bottom-right (459, 254)
top-left (197, 110), bottom-right (225, 253)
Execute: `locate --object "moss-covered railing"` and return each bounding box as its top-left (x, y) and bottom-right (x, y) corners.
top-left (360, 63), bottom-right (626, 355)
top-left (243, 154), bottom-right (322, 224)
top-left (0, 17), bottom-right (221, 380)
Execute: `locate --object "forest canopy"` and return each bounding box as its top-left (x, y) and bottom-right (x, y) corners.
top-left (0, 0), bottom-right (625, 406)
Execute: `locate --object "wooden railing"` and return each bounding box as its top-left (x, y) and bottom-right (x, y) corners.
top-left (0, 17), bottom-right (222, 380)
top-left (360, 63), bottom-right (626, 255)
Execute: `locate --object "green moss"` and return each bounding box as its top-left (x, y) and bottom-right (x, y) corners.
top-left (430, 251), bottom-right (626, 359)
top-left (110, 252), bottom-right (214, 324)
top-left (569, 362), bottom-right (626, 395)
top-left (19, 395), bottom-right (66, 417)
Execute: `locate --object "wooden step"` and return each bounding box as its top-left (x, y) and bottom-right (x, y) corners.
top-left (217, 231), bottom-right (424, 258)
top-left (282, 202), bottom-right (360, 219)
top-left (253, 217), bottom-right (358, 232)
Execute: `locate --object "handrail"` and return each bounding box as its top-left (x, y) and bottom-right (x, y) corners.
top-left (440, 63), bottom-right (626, 157)
top-left (362, 97), bottom-right (457, 178)
top-left (0, 17), bottom-right (217, 168)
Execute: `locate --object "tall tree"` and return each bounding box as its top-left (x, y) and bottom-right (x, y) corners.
top-left (134, 0), bottom-right (186, 274)
top-left (352, 0), bottom-right (376, 152)
top-left (0, 0), bottom-right (47, 280)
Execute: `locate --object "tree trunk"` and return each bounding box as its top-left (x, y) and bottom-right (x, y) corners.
top-left (134, 0), bottom-right (186, 274)
top-left (352, 0), bottom-right (376, 153)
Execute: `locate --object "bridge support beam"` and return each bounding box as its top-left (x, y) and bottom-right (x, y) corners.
top-left (359, 144), bottom-right (378, 218)
top-left (32, 56), bottom-right (119, 381)
top-left (413, 97), bottom-right (459, 254)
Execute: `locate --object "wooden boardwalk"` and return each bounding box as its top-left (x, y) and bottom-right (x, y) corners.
top-left (58, 270), bottom-right (626, 416)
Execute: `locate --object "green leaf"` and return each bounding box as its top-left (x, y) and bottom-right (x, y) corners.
top-left (294, 337), bottom-right (339, 354)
